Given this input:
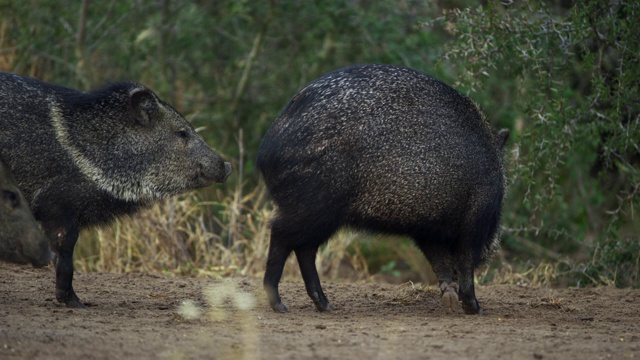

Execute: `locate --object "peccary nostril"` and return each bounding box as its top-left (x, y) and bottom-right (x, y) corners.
top-left (222, 162), bottom-right (232, 182)
top-left (198, 158), bottom-right (230, 183)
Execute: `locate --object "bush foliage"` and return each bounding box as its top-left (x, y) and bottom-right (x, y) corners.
top-left (1, 0), bottom-right (637, 286)
top-left (431, 1), bottom-right (639, 286)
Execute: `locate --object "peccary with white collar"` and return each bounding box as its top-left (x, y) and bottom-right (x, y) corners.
top-left (258, 64), bottom-right (509, 315)
top-left (0, 72), bottom-right (231, 307)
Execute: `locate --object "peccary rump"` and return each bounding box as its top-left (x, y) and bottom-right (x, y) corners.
top-left (258, 64), bottom-right (509, 315)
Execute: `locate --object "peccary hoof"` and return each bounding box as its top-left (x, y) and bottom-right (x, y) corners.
top-left (56, 288), bottom-right (87, 309)
top-left (462, 299), bottom-right (483, 315)
top-left (313, 301), bottom-right (334, 312)
top-left (66, 299), bottom-right (87, 309)
top-left (310, 291), bottom-right (334, 312)
top-left (271, 302), bottom-right (289, 313)
top-left (440, 282), bottom-right (460, 314)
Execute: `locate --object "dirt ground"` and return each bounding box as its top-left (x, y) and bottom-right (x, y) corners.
top-left (0, 263), bottom-right (638, 360)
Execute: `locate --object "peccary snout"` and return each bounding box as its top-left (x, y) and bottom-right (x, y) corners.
top-left (0, 160), bottom-right (52, 267)
top-left (222, 161), bottom-right (232, 181)
top-left (197, 154), bottom-right (232, 184)
top-left (23, 230), bottom-right (55, 267)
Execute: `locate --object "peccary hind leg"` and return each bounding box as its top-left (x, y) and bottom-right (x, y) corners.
top-left (295, 245), bottom-right (333, 311)
top-left (47, 225), bottom-right (85, 308)
top-left (417, 243), bottom-right (461, 314)
top-left (439, 280), bottom-right (460, 314)
top-left (264, 215), bottom-right (338, 313)
top-left (416, 237), bottom-right (484, 315)
top-left (455, 251), bottom-right (482, 315)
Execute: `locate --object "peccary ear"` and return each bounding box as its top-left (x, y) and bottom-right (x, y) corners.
top-left (496, 129), bottom-right (510, 150)
top-left (130, 88), bottom-right (159, 126)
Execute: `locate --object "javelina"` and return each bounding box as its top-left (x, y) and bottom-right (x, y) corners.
top-left (0, 159), bottom-right (52, 267)
top-left (257, 64), bottom-right (509, 315)
top-left (0, 72), bottom-right (231, 307)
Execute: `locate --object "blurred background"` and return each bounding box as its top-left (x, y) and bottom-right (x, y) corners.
top-left (1, 0), bottom-right (637, 287)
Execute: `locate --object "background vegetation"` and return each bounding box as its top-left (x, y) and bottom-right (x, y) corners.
top-left (1, 0), bottom-right (637, 287)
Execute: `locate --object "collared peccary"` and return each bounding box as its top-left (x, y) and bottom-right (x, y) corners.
top-left (257, 64), bottom-right (509, 315)
top-left (0, 72), bottom-right (231, 308)
top-left (0, 159), bottom-right (53, 267)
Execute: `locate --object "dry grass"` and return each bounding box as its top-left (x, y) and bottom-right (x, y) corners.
top-left (391, 281), bottom-right (440, 303)
top-left (75, 183), bottom-right (268, 277)
top-left (476, 261), bottom-right (560, 287)
top-left (70, 144), bottom-right (568, 288)
top-left (73, 181), bottom-right (370, 282)
top-left (74, 182), bottom-right (577, 287)
top-left (475, 257), bottom-right (607, 288)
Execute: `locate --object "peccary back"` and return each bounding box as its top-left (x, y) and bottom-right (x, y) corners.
top-left (0, 72), bottom-right (231, 307)
top-left (0, 159), bottom-right (52, 267)
top-left (257, 64), bottom-right (508, 315)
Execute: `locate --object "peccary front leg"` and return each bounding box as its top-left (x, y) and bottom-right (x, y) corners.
top-left (295, 245), bottom-right (333, 312)
top-left (47, 225), bottom-right (85, 308)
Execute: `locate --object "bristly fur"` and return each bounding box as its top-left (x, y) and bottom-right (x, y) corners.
top-left (257, 64), bottom-right (509, 314)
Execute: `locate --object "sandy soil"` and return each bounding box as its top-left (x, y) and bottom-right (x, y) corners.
top-left (0, 263), bottom-right (638, 360)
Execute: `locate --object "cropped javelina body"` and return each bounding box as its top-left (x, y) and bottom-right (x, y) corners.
top-left (0, 72), bottom-right (231, 307)
top-left (0, 159), bottom-right (52, 267)
top-left (258, 64), bottom-right (509, 315)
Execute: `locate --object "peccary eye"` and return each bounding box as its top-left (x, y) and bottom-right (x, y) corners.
top-left (2, 190), bottom-right (20, 209)
top-left (176, 130), bottom-right (190, 140)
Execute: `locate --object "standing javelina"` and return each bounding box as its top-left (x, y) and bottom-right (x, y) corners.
top-left (257, 64), bottom-right (509, 315)
top-left (0, 159), bottom-right (53, 267)
top-left (0, 72), bottom-right (231, 308)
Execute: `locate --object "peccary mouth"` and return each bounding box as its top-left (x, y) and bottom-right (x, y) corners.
top-left (221, 162), bottom-right (232, 182)
top-left (11, 237), bottom-right (54, 268)
top-left (31, 248), bottom-right (55, 268)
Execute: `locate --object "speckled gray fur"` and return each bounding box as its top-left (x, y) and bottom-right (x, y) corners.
top-left (0, 72), bottom-right (231, 307)
top-left (258, 64), bottom-right (509, 315)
